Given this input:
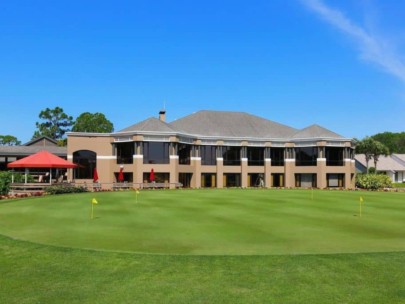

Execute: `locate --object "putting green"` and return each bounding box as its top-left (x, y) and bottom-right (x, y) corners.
top-left (0, 189), bottom-right (404, 255)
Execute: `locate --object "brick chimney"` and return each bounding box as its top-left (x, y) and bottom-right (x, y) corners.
top-left (159, 110), bottom-right (166, 122)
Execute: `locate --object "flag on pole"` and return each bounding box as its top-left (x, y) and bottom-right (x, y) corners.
top-left (135, 189), bottom-right (140, 203)
top-left (359, 196), bottom-right (363, 217)
top-left (91, 198), bottom-right (98, 219)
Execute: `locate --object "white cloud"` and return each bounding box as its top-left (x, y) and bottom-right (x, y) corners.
top-left (300, 0), bottom-right (405, 84)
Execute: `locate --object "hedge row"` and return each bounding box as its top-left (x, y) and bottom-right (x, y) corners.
top-left (45, 185), bottom-right (88, 195)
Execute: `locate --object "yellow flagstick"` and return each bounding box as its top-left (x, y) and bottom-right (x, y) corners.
top-left (311, 188), bottom-right (314, 200)
top-left (91, 198), bottom-right (98, 219)
top-left (135, 189), bottom-right (140, 203)
top-left (359, 196), bottom-right (363, 217)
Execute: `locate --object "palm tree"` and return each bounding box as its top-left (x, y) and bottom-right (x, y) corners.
top-left (356, 137), bottom-right (374, 173)
top-left (371, 141), bottom-right (390, 171)
top-left (356, 137), bottom-right (390, 173)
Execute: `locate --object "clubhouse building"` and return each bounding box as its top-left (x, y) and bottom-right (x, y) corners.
top-left (67, 110), bottom-right (356, 189)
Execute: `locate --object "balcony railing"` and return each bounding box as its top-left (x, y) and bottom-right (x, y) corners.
top-left (117, 157), bottom-right (133, 164)
top-left (271, 160), bottom-right (284, 166)
top-left (296, 160), bottom-right (317, 166)
top-left (223, 160), bottom-right (241, 166)
top-left (143, 158), bottom-right (170, 164)
top-left (202, 159), bottom-right (217, 166)
top-left (326, 160), bottom-right (344, 166)
top-left (179, 157), bottom-right (191, 165)
top-left (248, 160), bottom-right (264, 166)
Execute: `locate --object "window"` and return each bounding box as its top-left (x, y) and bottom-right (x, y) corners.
top-left (249, 173), bottom-right (264, 187)
top-left (143, 142), bottom-right (170, 164)
top-left (224, 173), bottom-right (241, 187)
top-left (178, 144), bottom-right (191, 165)
top-left (295, 147), bottom-right (317, 166)
top-left (295, 174), bottom-right (317, 188)
top-left (201, 146), bottom-right (217, 166)
top-left (73, 150), bottom-right (96, 179)
top-left (327, 174), bottom-right (344, 187)
top-left (270, 148), bottom-right (284, 166)
top-left (143, 172), bottom-right (169, 183)
top-left (201, 173), bottom-right (216, 187)
top-left (247, 147), bottom-right (264, 166)
top-left (271, 173), bottom-right (284, 187)
top-left (0, 157), bottom-right (6, 171)
top-left (116, 142), bottom-right (134, 164)
top-left (179, 173), bottom-right (192, 188)
top-left (223, 146), bottom-right (241, 166)
top-left (114, 172), bottom-right (133, 182)
top-left (326, 147), bottom-right (344, 166)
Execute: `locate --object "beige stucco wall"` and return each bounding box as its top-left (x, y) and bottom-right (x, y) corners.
top-left (67, 133), bottom-right (356, 190)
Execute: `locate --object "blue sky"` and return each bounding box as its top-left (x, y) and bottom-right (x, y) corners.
top-left (0, 0), bottom-right (404, 143)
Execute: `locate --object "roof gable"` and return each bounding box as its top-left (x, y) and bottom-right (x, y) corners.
top-left (24, 136), bottom-right (58, 147)
top-left (292, 124), bottom-right (344, 139)
top-left (118, 117), bottom-right (176, 133)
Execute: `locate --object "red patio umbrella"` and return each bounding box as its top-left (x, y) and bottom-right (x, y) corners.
top-left (7, 150), bottom-right (78, 168)
top-left (150, 168), bottom-right (155, 182)
top-left (93, 168), bottom-right (99, 182)
top-left (7, 150), bottom-right (77, 184)
top-left (118, 166), bottom-right (124, 182)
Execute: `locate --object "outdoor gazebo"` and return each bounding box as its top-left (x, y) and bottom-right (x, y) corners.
top-left (7, 150), bottom-right (77, 184)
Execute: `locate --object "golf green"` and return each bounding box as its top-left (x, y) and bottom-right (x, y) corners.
top-left (0, 189), bottom-right (404, 255)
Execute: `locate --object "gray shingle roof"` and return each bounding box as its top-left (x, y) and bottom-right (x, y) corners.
top-left (23, 136), bottom-right (58, 146)
top-left (292, 124), bottom-right (344, 139)
top-left (355, 154), bottom-right (405, 171)
top-left (0, 146), bottom-right (67, 157)
top-left (112, 110), bottom-right (351, 142)
top-left (169, 110), bottom-right (298, 139)
top-left (118, 117), bottom-right (177, 133)
top-left (393, 154), bottom-right (405, 165)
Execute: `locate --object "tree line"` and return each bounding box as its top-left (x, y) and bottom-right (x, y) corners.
top-left (371, 132), bottom-right (405, 154)
top-left (0, 107), bottom-right (114, 146)
top-left (0, 108), bottom-right (404, 156)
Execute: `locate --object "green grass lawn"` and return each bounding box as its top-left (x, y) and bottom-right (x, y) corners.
top-left (1, 189), bottom-right (405, 303)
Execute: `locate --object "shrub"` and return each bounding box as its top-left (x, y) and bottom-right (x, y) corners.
top-left (368, 167), bottom-right (376, 174)
top-left (355, 174), bottom-right (392, 190)
top-left (0, 172), bottom-right (12, 195)
top-left (45, 185), bottom-right (88, 195)
top-left (0, 171), bottom-right (34, 195)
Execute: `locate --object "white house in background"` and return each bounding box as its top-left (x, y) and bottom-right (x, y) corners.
top-left (355, 154), bottom-right (405, 183)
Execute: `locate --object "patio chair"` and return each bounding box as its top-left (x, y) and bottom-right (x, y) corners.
top-left (43, 172), bottom-right (50, 183)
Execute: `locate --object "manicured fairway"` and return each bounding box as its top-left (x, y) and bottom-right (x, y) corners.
top-left (1, 234), bottom-right (405, 304)
top-left (0, 189), bottom-right (404, 255)
top-left (1, 189), bottom-right (405, 303)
